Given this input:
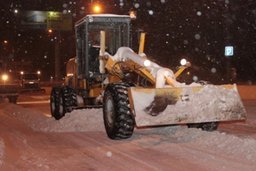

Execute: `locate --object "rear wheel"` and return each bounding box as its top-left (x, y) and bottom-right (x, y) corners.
top-left (50, 87), bottom-right (65, 120)
top-left (62, 86), bottom-right (77, 113)
top-left (187, 122), bottom-right (219, 131)
top-left (103, 83), bottom-right (135, 139)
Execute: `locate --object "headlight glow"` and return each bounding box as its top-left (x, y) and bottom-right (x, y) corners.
top-left (180, 59), bottom-right (187, 66)
top-left (2, 74), bottom-right (9, 81)
top-left (143, 59), bottom-right (151, 67)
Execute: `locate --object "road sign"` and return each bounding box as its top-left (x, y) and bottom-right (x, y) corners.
top-left (225, 46), bottom-right (234, 57)
top-left (20, 11), bottom-right (47, 29)
top-left (20, 11), bottom-right (72, 31)
top-left (47, 11), bottom-right (72, 31)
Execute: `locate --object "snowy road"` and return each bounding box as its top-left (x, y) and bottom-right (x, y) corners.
top-left (0, 92), bottom-right (256, 170)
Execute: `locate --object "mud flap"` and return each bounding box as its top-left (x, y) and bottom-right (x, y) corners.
top-left (128, 84), bottom-right (246, 127)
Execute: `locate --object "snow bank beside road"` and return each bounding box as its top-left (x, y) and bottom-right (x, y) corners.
top-left (3, 103), bottom-right (105, 133)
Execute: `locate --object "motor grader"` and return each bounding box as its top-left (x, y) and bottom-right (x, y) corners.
top-left (50, 14), bottom-right (246, 140)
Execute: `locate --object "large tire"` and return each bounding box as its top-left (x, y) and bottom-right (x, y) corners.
top-left (62, 86), bottom-right (77, 113)
top-left (103, 83), bottom-right (135, 139)
top-left (187, 122), bottom-right (219, 131)
top-left (50, 87), bottom-right (65, 120)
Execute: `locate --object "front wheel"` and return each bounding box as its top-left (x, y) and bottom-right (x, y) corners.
top-left (50, 87), bottom-right (65, 120)
top-left (103, 83), bottom-right (135, 140)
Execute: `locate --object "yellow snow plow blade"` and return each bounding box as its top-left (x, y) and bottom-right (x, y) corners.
top-left (128, 84), bottom-right (246, 127)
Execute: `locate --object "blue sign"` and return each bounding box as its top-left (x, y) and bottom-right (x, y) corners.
top-left (225, 46), bottom-right (234, 57)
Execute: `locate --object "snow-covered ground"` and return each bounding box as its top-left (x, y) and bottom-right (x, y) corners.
top-left (0, 99), bottom-right (256, 170)
top-left (6, 104), bottom-right (105, 132)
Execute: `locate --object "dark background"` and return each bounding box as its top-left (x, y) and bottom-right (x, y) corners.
top-left (0, 0), bottom-right (255, 84)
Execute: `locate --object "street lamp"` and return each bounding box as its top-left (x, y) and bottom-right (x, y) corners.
top-left (48, 29), bottom-right (53, 33)
top-left (129, 10), bottom-right (137, 19)
top-left (1, 74), bottom-right (9, 85)
top-left (92, 3), bottom-right (102, 13)
top-left (14, 9), bottom-right (19, 14)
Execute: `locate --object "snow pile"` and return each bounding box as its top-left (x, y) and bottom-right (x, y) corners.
top-left (174, 128), bottom-right (256, 162)
top-left (4, 104), bottom-right (105, 132)
top-left (111, 47), bottom-right (181, 87)
top-left (134, 126), bottom-right (256, 163)
top-left (132, 85), bottom-right (246, 126)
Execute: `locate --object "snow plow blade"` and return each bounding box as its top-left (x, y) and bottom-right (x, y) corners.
top-left (128, 84), bottom-right (246, 127)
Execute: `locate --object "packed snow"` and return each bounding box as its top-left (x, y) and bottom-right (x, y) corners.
top-left (4, 104), bottom-right (105, 132)
top-left (0, 99), bottom-right (256, 170)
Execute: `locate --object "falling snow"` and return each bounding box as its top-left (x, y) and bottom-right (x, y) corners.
top-left (0, 0), bottom-right (255, 82)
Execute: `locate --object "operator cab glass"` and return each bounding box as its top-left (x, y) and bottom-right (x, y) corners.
top-left (75, 15), bottom-right (131, 82)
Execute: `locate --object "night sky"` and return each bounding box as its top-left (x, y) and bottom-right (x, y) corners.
top-left (0, 0), bottom-right (255, 83)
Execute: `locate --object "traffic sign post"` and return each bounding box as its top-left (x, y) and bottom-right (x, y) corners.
top-left (224, 46), bottom-right (234, 82)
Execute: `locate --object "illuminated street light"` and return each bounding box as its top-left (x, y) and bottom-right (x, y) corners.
top-left (92, 3), bottom-right (102, 13)
top-left (37, 70), bottom-right (41, 75)
top-left (1, 74), bottom-right (9, 82)
top-left (3, 40), bottom-right (8, 44)
top-left (48, 29), bottom-right (53, 33)
top-left (14, 9), bottom-right (18, 14)
top-left (20, 71), bottom-right (24, 75)
top-left (129, 10), bottom-right (137, 19)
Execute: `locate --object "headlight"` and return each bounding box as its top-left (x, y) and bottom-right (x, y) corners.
top-left (1, 74), bottom-right (9, 81)
top-left (143, 59), bottom-right (151, 67)
top-left (180, 59), bottom-right (187, 66)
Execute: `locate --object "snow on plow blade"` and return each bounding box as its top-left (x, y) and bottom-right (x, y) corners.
top-left (128, 84), bottom-right (246, 127)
